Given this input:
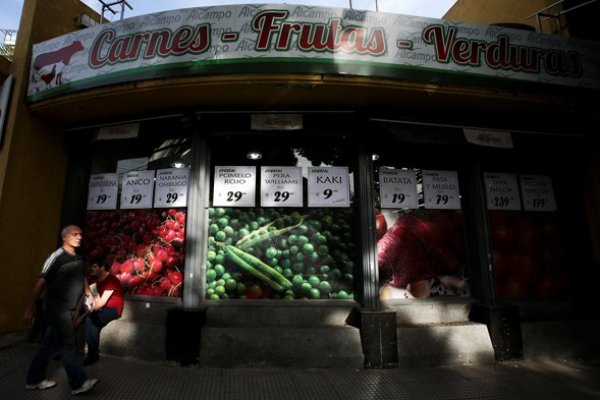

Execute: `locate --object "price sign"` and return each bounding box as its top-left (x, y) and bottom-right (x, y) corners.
top-left (154, 168), bottom-right (189, 208)
top-left (484, 172), bottom-right (521, 210)
top-left (87, 173), bottom-right (118, 210)
top-left (213, 166), bottom-right (256, 207)
top-left (307, 166), bottom-right (350, 207)
top-left (379, 168), bottom-right (418, 209)
top-left (422, 170), bottom-right (461, 210)
top-left (261, 166), bottom-right (303, 207)
top-left (520, 174), bottom-right (557, 212)
top-left (120, 170), bottom-right (155, 209)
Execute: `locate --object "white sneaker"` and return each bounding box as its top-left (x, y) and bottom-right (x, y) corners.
top-left (25, 379), bottom-right (57, 390)
top-left (71, 378), bottom-right (98, 395)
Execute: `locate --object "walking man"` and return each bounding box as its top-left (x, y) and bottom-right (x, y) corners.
top-left (23, 225), bottom-right (98, 395)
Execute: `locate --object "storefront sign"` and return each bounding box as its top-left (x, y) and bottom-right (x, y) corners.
top-left (307, 166), bottom-right (350, 207)
top-left (213, 166), bottom-right (256, 207)
top-left (154, 168), bottom-right (190, 208)
top-left (484, 172), bottom-right (521, 210)
top-left (260, 166), bottom-right (303, 207)
top-left (120, 170), bottom-right (155, 209)
top-left (97, 123), bottom-right (140, 140)
top-left (463, 129), bottom-right (513, 149)
top-left (422, 170), bottom-right (461, 209)
top-left (27, 5), bottom-right (600, 102)
top-left (87, 173), bottom-right (118, 210)
top-left (251, 114), bottom-right (303, 130)
top-left (0, 75), bottom-right (14, 150)
top-left (378, 168), bottom-right (418, 209)
top-left (520, 174), bottom-right (557, 211)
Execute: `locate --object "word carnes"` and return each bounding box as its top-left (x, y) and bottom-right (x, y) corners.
top-left (31, 41), bottom-right (84, 89)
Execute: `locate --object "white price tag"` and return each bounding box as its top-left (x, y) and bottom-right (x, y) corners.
top-left (484, 172), bottom-right (521, 210)
top-left (307, 166), bottom-right (350, 207)
top-left (519, 174), bottom-right (557, 212)
top-left (422, 170), bottom-right (461, 210)
top-left (379, 168), bottom-right (418, 209)
top-left (87, 173), bottom-right (118, 210)
top-left (154, 168), bottom-right (189, 208)
top-left (120, 170), bottom-right (155, 209)
top-left (213, 166), bottom-right (256, 207)
top-left (261, 166), bottom-right (303, 207)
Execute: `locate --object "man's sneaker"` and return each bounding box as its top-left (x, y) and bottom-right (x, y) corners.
top-left (25, 379), bottom-right (57, 390)
top-left (71, 378), bottom-right (98, 395)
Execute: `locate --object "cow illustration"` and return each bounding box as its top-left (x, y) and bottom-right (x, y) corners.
top-left (31, 41), bottom-right (85, 91)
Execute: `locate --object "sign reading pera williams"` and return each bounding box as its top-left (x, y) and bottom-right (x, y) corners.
top-left (28, 4), bottom-right (600, 101)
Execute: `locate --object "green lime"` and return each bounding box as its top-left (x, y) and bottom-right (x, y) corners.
top-left (318, 281), bottom-right (332, 293)
top-left (265, 247), bottom-right (278, 258)
top-left (308, 288), bottom-right (321, 299)
top-left (206, 269), bottom-right (217, 283)
top-left (292, 274), bottom-right (304, 287)
top-left (225, 278), bottom-right (237, 291)
top-left (307, 275), bottom-right (320, 287)
top-left (302, 243), bottom-right (315, 254)
top-left (207, 250), bottom-right (217, 261)
top-left (209, 224), bottom-right (219, 234)
top-left (298, 235), bottom-right (309, 245)
top-left (300, 282), bottom-right (312, 292)
top-left (214, 264), bottom-right (225, 276)
top-left (215, 231), bottom-right (226, 241)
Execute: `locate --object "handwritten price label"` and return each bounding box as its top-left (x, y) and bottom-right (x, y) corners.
top-left (378, 168), bottom-right (418, 209)
top-left (484, 173), bottom-right (521, 210)
top-left (307, 166), bottom-right (350, 208)
top-left (120, 170), bottom-right (155, 209)
top-left (87, 173), bottom-right (118, 210)
top-left (422, 170), bottom-right (461, 210)
top-left (213, 166), bottom-right (256, 207)
top-left (154, 168), bottom-right (189, 208)
top-left (261, 166), bottom-right (303, 207)
top-left (520, 174), bottom-right (556, 212)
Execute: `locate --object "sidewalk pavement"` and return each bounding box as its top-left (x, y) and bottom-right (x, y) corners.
top-left (2, 342), bottom-right (600, 399)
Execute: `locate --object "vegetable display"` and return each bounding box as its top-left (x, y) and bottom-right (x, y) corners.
top-left (490, 211), bottom-right (571, 298)
top-left (82, 208), bottom-right (186, 297)
top-left (205, 207), bottom-right (356, 300)
top-left (376, 209), bottom-right (467, 299)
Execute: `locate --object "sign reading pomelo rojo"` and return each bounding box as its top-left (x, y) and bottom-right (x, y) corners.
top-left (261, 166), bottom-right (303, 207)
top-left (87, 173), bottom-right (119, 210)
top-left (484, 172), bottom-right (521, 210)
top-left (422, 170), bottom-right (461, 210)
top-left (519, 174), bottom-right (557, 212)
top-left (213, 166), bottom-right (256, 207)
top-left (307, 166), bottom-right (350, 207)
top-left (379, 168), bottom-right (418, 209)
top-left (27, 4), bottom-right (600, 102)
top-left (154, 168), bottom-right (190, 208)
top-left (120, 170), bottom-right (155, 209)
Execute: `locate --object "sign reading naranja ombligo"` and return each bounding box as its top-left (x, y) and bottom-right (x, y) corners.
top-left (28, 4), bottom-right (600, 102)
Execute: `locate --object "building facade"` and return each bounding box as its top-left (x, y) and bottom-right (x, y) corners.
top-left (1, 0), bottom-right (599, 367)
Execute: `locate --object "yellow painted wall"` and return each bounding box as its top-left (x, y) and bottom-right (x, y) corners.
top-left (444, 0), bottom-right (565, 34)
top-left (0, 0), bottom-right (100, 334)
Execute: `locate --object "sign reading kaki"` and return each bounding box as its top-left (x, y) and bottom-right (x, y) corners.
top-left (28, 5), bottom-right (600, 101)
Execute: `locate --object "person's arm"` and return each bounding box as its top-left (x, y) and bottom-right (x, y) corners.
top-left (93, 289), bottom-right (114, 310)
top-left (23, 278), bottom-right (46, 326)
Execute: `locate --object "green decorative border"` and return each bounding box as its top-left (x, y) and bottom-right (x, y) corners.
top-left (27, 57), bottom-right (590, 104)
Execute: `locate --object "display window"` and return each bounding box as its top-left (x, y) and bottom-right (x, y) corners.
top-left (482, 134), bottom-right (582, 299)
top-left (371, 126), bottom-right (469, 301)
top-left (205, 134), bottom-right (358, 300)
top-left (80, 118), bottom-right (192, 297)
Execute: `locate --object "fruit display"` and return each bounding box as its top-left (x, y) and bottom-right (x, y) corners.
top-left (489, 211), bottom-right (571, 298)
top-left (82, 208), bottom-right (186, 297)
top-left (376, 209), bottom-right (467, 299)
top-left (205, 207), bottom-right (357, 300)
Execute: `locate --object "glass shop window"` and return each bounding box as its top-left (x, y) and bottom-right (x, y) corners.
top-left (371, 123), bottom-right (469, 301)
top-left (206, 134), bottom-right (358, 300)
top-left (81, 117), bottom-right (192, 298)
